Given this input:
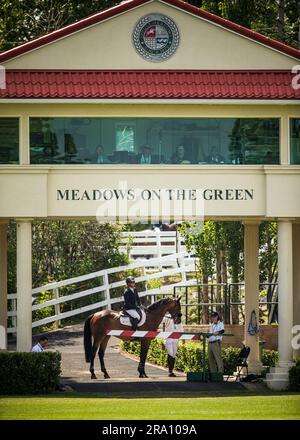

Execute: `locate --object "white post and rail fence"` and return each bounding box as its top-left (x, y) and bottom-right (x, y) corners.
top-left (7, 251), bottom-right (196, 333)
top-left (120, 230), bottom-right (186, 264)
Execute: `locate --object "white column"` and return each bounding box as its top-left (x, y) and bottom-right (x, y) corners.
top-left (244, 221), bottom-right (263, 373)
top-left (16, 220), bottom-right (32, 352)
top-left (280, 115), bottom-right (289, 165)
top-left (293, 223), bottom-right (300, 358)
top-left (19, 115), bottom-right (30, 165)
top-left (266, 220), bottom-right (294, 390)
top-left (0, 221), bottom-right (8, 350)
top-left (278, 221), bottom-right (294, 367)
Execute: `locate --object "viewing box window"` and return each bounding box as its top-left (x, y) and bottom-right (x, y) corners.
top-left (290, 118), bottom-right (300, 164)
top-left (0, 118), bottom-right (19, 164)
top-left (29, 117), bottom-right (280, 165)
top-left (115, 123), bottom-right (135, 152)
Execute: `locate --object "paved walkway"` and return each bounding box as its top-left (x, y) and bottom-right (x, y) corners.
top-left (31, 324), bottom-right (246, 393)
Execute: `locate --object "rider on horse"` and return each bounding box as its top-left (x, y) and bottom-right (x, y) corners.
top-left (123, 276), bottom-right (142, 330)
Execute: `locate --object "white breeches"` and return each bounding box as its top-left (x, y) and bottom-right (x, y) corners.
top-left (164, 340), bottom-right (179, 357)
top-left (125, 309), bottom-right (140, 320)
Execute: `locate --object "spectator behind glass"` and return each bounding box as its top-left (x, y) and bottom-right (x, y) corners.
top-left (206, 146), bottom-right (225, 164)
top-left (136, 145), bottom-right (153, 164)
top-left (41, 145), bottom-right (55, 163)
top-left (92, 145), bottom-right (111, 164)
top-left (170, 145), bottom-right (191, 164)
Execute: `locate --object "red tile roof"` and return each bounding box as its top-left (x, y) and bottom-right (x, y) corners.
top-left (0, 70), bottom-right (299, 100)
top-left (0, 0), bottom-right (299, 63)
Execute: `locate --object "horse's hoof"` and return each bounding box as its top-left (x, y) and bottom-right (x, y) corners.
top-left (104, 373), bottom-right (110, 379)
top-left (91, 374), bottom-right (97, 379)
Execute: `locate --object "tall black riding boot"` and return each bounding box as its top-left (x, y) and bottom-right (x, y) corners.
top-left (131, 318), bottom-right (138, 331)
top-left (167, 354), bottom-right (171, 370)
top-left (168, 355), bottom-right (176, 377)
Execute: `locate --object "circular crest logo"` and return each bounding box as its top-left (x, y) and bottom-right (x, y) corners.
top-left (133, 14), bottom-right (179, 62)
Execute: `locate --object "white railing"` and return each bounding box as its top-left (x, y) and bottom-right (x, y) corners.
top-left (120, 230), bottom-right (189, 265)
top-left (7, 251), bottom-right (196, 333)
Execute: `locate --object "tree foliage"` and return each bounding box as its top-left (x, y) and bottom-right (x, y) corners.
top-left (178, 221), bottom-right (244, 323)
top-left (178, 220), bottom-right (244, 286)
top-left (178, 220), bottom-right (277, 324)
top-left (190, 0), bottom-right (299, 48)
top-left (259, 221), bottom-right (278, 285)
top-left (8, 220), bottom-right (128, 292)
top-left (0, 0), bottom-right (119, 50)
top-left (0, 0), bottom-right (299, 50)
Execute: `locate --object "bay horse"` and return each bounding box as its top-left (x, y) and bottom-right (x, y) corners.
top-left (83, 296), bottom-right (182, 379)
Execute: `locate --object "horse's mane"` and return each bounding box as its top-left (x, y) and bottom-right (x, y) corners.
top-left (147, 298), bottom-right (172, 312)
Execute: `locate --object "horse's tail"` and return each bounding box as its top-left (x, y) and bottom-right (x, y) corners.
top-left (84, 314), bottom-right (94, 363)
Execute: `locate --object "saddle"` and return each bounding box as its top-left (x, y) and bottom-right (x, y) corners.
top-left (119, 309), bottom-right (146, 328)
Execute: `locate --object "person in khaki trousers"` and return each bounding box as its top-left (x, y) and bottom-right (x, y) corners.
top-left (208, 311), bottom-right (225, 373)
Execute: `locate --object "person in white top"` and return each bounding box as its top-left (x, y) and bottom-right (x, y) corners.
top-left (137, 145), bottom-right (153, 164)
top-left (32, 336), bottom-right (48, 352)
top-left (208, 311), bottom-right (224, 374)
top-left (162, 312), bottom-right (184, 377)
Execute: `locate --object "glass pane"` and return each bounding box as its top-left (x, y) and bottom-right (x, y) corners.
top-left (30, 118), bottom-right (102, 164)
top-left (0, 118), bottom-right (19, 164)
top-left (29, 117), bottom-right (280, 165)
top-left (115, 123), bottom-right (135, 152)
top-left (290, 119), bottom-right (300, 164)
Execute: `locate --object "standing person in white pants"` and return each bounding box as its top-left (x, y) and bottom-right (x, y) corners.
top-left (163, 312), bottom-right (184, 377)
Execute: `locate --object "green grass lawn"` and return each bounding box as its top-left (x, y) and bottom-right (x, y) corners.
top-left (1, 392), bottom-right (300, 420)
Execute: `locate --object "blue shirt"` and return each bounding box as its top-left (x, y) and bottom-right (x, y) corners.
top-left (209, 321), bottom-right (224, 342)
top-left (32, 343), bottom-right (44, 352)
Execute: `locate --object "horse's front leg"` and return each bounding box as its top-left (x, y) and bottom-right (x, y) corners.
top-left (138, 339), bottom-right (150, 378)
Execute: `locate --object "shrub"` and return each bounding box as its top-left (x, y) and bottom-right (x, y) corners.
top-left (289, 365), bottom-right (300, 391)
top-left (261, 349), bottom-right (278, 367)
top-left (0, 351), bottom-right (61, 395)
top-left (221, 346), bottom-right (241, 374)
top-left (294, 357), bottom-right (300, 367)
top-left (121, 340), bottom-right (278, 375)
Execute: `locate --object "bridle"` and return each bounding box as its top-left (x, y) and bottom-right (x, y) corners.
top-left (170, 299), bottom-right (182, 323)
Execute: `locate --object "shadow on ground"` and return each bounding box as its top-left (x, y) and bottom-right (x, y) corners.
top-left (10, 324), bottom-right (263, 395)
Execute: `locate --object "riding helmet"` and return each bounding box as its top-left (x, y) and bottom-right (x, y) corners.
top-left (126, 276), bottom-right (135, 284)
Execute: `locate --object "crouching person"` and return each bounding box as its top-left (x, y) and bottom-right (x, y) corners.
top-left (32, 336), bottom-right (48, 352)
top-left (208, 311), bottom-right (224, 374)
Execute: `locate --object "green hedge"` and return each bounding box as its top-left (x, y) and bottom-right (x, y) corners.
top-left (289, 366), bottom-right (300, 391)
top-left (289, 358), bottom-right (300, 391)
top-left (0, 351), bottom-right (61, 395)
top-left (120, 339), bottom-right (278, 375)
